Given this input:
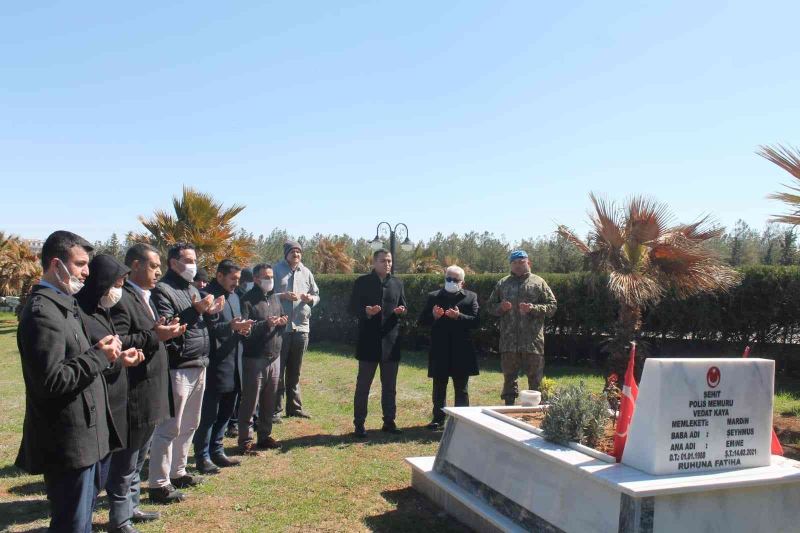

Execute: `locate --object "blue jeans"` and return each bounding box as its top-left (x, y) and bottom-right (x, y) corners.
top-left (106, 433), bottom-right (153, 529)
top-left (43, 460), bottom-right (102, 533)
top-left (193, 387), bottom-right (238, 462)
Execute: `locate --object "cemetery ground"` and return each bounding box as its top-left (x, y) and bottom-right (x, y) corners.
top-left (0, 311), bottom-right (798, 532)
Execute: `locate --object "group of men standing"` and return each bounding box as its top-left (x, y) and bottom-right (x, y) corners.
top-left (14, 230), bottom-right (556, 533)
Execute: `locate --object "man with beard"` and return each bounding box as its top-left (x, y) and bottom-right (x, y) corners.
top-left (348, 249), bottom-right (407, 439)
top-left (108, 243), bottom-right (185, 523)
top-left (148, 243), bottom-right (224, 501)
top-left (16, 230), bottom-right (122, 532)
top-left (193, 260), bottom-right (253, 473)
top-left (487, 250), bottom-right (557, 405)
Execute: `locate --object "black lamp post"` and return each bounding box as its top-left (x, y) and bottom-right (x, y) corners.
top-left (369, 222), bottom-right (413, 274)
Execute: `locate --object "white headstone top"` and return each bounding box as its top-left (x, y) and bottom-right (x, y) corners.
top-left (622, 358), bottom-right (774, 476)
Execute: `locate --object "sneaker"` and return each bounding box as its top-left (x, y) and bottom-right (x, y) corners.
top-left (148, 484), bottom-right (185, 504)
top-left (256, 436), bottom-right (280, 450)
top-left (353, 424), bottom-right (368, 439)
top-left (170, 474), bottom-right (204, 488)
top-left (211, 454), bottom-right (241, 468)
top-left (271, 415), bottom-right (283, 425)
top-left (238, 442), bottom-right (263, 456)
top-left (195, 458), bottom-right (220, 474)
top-left (381, 422), bottom-right (403, 434)
top-left (426, 421), bottom-right (444, 430)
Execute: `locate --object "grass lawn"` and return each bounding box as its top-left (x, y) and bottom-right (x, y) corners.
top-left (0, 311), bottom-right (798, 531)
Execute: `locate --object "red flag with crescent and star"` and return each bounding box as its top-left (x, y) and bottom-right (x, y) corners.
top-left (613, 342), bottom-right (638, 462)
top-left (742, 346), bottom-right (783, 456)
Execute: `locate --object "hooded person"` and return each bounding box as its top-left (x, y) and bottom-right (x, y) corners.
top-left (76, 254), bottom-right (144, 529)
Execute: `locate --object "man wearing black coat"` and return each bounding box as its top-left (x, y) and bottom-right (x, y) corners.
top-left (108, 243), bottom-right (185, 524)
top-left (193, 260), bottom-right (253, 472)
top-left (418, 265), bottom-right (480, 430)
top-left (16, 231), bottom-right (122, 533)
top-left (148, 243), bottom-right (224, 500)
top-left (348, 250), bottom-right (407, 439)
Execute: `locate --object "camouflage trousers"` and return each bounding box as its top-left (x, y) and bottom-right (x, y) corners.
top-left (500, 352), bottom-right (544, 402)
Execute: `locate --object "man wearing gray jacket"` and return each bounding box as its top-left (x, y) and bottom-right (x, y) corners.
top-left (273, 240), bottom-right (319, 420)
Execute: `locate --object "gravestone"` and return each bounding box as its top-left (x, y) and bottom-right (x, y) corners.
top-left (622, 358), bottom-right (774, 476)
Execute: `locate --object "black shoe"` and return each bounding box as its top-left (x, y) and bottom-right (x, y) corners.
top-left (504, 398), bottom-right (516, 406)
top-left (131, 509), bottom-right (160, 523)
top-left (170, 474), bottom-right (204, 488)
top-left (211, 454), bottom-right (241, 467)
top-left (195, 458), bottom-right (220, 474)
top-left (109, 524), bottom-right (140, 533)
top-left (225, 423), bottom-right (239, 438)
top-left (353, 424), bottom-right (368, 439)
top-left (148, 485), bottom-right (185, 504)
top-left (426, 421), bottom-right (444, 430)
top-left (381, 422), bottom-right (403, 434)
top-left (288, 410), bottom-right (312, 419)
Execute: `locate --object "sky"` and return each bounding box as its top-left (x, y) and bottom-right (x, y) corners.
top-left (2, 1), bottom-right (800, 245)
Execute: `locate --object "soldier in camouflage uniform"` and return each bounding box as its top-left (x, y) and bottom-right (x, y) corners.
top-left (487, 250), bottom-right (557, 405)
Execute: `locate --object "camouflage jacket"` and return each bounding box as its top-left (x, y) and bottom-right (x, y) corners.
top-left (487, 273), bottom-right (557, 354)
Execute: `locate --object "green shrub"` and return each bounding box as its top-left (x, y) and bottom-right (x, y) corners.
top-left (540, 382), bottom-right (610, 448)
top-left (538, 377), bottom-right (557, 402)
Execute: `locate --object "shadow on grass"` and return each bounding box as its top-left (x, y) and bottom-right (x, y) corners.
top-left (363, 487), bottom-right (465, 533)
top-left (0, 326), bottom-right (17, 335)
top-left (0, 498), bottom-right (49, 532)
top-left (7, 479), bottom-right (46, 496)
top-left (272, 424), bottom-right (442, 453)
top-left (0, 463), bottom-right (26, 479)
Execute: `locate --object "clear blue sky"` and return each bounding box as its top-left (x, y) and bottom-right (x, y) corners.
top-left (3, 1), bottom-right (799, 244)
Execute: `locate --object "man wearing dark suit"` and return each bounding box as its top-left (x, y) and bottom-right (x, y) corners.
top-left (107, 243), bottom-right (186, 524)
top-left (418, 265), bottom-right (480, 430)
top-left (16, 230), bottom-right (122, 533)
top-left (193, 260), bottom-right (253, 473)
top-left (348, 249), bottom-right (407, 439)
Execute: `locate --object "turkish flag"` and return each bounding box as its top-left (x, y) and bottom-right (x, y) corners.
top-left (613, 343), bottom-right (639, 462)
top-left (742, 346), bottom-right (784, 456)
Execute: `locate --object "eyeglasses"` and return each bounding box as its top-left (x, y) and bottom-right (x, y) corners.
top-left (445, 277), bottom-right (462, 283)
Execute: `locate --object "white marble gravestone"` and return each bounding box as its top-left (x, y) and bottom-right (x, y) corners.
top-left (622, 358), bottom-right (774, 476)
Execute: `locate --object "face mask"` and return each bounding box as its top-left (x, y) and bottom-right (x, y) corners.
top-left (444, 281), bottom-right (461, 294)
top-left (178, 262), bottom-right (197, 283)
top-left (243, 282), bottom-right (254, 292)
top-left (259, 279), bottom-right (274, 293)
top-left (57, 259), bottom-right (85, 295)
top-left (101, 286), bottom-right (123, 308)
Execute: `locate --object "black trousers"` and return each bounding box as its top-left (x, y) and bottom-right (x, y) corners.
top-left (431, 376), bottom-right (470, 423)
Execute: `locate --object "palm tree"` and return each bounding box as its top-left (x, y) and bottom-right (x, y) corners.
top-left (408, 244), bottom-right (442, 274)
top-left (314, 238), bottom-right (354, 274)
top-left (0, 234), bottom-right (42, 298)
top-left (134, 186), bottom-right (255, 270)
top-left (760, 144), bottom-right (800, 225)
top-left (557, 193), bottom-right (741, 372)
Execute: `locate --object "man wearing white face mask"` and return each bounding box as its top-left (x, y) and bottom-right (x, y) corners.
top-left (149, 243), bottom-right (225, 501)
top-left (16, 231), bottom-right (123, 533)
top-left (418, 265), bottom-right (480, 430)
top-left (238, 263), bottom-right (288, 453)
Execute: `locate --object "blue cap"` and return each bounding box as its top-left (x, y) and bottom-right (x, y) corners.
top-left (509, 250), bottom-right (528, 262)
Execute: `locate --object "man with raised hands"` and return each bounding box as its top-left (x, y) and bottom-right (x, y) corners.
top-left (148, 243), bottom-right (224, 502)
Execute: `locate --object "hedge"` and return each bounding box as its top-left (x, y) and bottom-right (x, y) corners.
top-left (310, 266), bottom-right (800, 369)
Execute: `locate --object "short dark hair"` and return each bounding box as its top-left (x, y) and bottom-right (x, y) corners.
top-left (41, 230), bottom-right (93, 269)
top-left (373, 248), bottom-right (391, 260)
top-left (216, 259), bottom-right (241, 276)
top-left (124, 242), bottom-right (160, 267)
top-left (252, 263), bottom-right (273, 276)
top-left (167, 243), bottom-right (195, 263)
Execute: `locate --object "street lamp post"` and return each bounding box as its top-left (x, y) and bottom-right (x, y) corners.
top-left (369, 222), bottom-right (413, 274)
